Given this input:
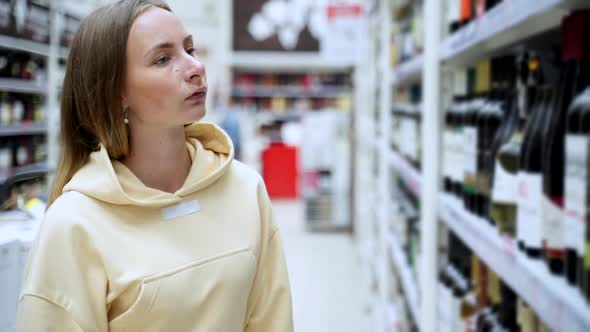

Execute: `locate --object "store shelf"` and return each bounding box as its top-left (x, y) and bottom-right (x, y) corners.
top-left (0, 123), bottom-right (48, 137)
top-left (438, 193), bottom-right (590, 332)
top-left (440, 0), bottom-right (574, 65)
top-left (386, 231), bottom-right (420, 325)
top-left (0, 35), bottom-right (69, 60)
top-left (390, 55), bottom-right (423, 86)
top-left (0, 79), bottom-right (47, 95)
top-left (231, 85), bottom-right (351, 99)
top-left (386, 148), bottom-right (421, 197)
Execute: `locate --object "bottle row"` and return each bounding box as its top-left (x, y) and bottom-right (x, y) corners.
top-left (439, 230), bottom-right (550, 332)
top-left (390, 174), bottom-right (421, 276)
top-left (0, 136), bottom-right (47, 180)
top-left (390, 1), bottom-right (423, 67)
top-left (230, 96), bottom-right (352, 113)
top-left (0, 93), bottom-right (45, 126)
top-left (441, 11), bottom-right (590, 300)
top-left (0, 50), bottom-right (46, 82)
top-left (232, 72), bottom-right (352, 90)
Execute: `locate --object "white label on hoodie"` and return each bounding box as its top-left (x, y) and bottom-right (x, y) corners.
top-left (162, 200), bottom-right (201, 220)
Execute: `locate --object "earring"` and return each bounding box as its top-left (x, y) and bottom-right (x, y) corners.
top-left (123, 106), bottom-right (129, 124)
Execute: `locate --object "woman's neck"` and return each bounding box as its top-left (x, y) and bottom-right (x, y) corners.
top-left (122, 124), bottom-right (191, 194)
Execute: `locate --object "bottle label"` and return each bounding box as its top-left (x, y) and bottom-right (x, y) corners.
top-left (443, 130), bottom-right (453, 179)
top-left (491, 159), bottom-right (516, 203)
top-left (542, 196), bottom-right (564, 249)
top-left (564, 135), bottom-right (589, 254)
top-left (452, 129), bottom-right (464, 182)
top-left (516, 172), bottom-right (543, 247)
top-left (464, 127), bottom-right (478, 175)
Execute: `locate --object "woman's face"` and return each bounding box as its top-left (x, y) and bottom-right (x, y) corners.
top-left (123, 7), bottom-right (207, 128)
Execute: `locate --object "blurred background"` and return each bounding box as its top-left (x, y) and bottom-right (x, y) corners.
top-left (2, 0), bottom-right (590, 331)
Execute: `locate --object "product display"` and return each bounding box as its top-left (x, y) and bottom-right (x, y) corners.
top-left (367, 2), bottom-right (590, 332)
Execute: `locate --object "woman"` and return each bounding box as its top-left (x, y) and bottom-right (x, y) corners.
top-left (16, 0), bottom-right (293, 331)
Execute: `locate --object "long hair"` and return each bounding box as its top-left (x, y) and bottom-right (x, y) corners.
top-left (47, 0), bottom-right (172, 207)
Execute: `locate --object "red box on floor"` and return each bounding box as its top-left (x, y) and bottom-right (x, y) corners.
top-left (262, 143), bottom-right (299, 199)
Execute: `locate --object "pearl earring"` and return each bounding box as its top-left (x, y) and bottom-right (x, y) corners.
top-left (123, 106), bottom-right (129, 124)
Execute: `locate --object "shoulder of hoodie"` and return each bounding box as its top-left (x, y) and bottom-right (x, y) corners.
top-left (41, 191), bottom-right (108, 231)
top-left (42, 161), bottom-right (267, 225)
top-left (225, 159), bottom-right (266, 193)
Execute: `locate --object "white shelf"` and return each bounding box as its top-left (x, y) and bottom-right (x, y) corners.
top-left (440, 0), bottom-right (573, 65)
top-left (0, 123), bottom-right (48, 137)
top-left (390, 55), bottom-right (423, 86)
top-left (231, 52), bottom-right (354, 72)
top-left (438, 193), bottom-right (590, 332)
top-left (0, 35), bottom-right (69, 59)
top-left (0, 79), bottom-right (47, 95)
top-left (386, 148), bottom-right (421, 197)
top-left (386, 232), bottom-right (420, 325)
top-left (231, 85), bottom-right (351, 99)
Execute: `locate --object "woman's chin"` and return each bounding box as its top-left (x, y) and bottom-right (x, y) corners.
top-left (186, 105), bottom-right (207, 122)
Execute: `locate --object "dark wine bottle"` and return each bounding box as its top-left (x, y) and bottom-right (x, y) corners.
top-left (444, 101), bottom-right (455, 193)
top-left (480, 56), bottom-right (515, 223)
top-left (517, 50), bottom-right (560, 257)
top-left (543, 10), bottom-right (590, 276)
top-left (565, 89), bottom-right (590, 296)
top-left (491, 52), bottom-right (530, 237)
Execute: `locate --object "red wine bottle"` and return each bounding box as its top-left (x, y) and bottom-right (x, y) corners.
top-left (543, 10), bottom-right (590, 276)
top-left (517, 53), bottom-right (544, 253)
top-left (565, 89), bottom-right (590, 291)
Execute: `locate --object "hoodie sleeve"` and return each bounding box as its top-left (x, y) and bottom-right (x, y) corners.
top-left (244, 180), bottom-right (294, 332)
top-left (16, 204), bottom-right (109, 331)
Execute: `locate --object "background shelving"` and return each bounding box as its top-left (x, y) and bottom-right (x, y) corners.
top-left (359, 0), bottom-right (590, 331)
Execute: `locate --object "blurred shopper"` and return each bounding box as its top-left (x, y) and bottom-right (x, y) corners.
top-left (15, 1), bottom-right (293, 331)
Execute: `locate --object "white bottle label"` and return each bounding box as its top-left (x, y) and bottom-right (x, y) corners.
top-left (491, 159), bottom-right (516, 204)
top-left (564, 135), bottom-right (589, 254)
top-left (443, 130), bottom-right (453, 179)
top-left (453, 129), bottom-right (464, 182)
top-left (516, 172), bottom-right (543, 247)
top-left (464, 127), bottom-right (478, 175)
top-left (542, 195), bottom-right (564, 249)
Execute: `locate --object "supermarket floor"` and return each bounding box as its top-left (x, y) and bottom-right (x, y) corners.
top-left (273, 200), bottom-right (374, 332)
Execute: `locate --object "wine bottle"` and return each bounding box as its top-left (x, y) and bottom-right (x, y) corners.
top-left (480, 56), bottom-right (514, 222)
top-left (571, 89), bottom-right (590, 300)
top-left (565, 89), bottom-right (590, 284)
top-left (444, 101), bottom-right (454, 193)
top-left (491, 51), bottom-right (529, 236)
top-left (464, 98), bottom-right (482, 214)
top-left (543, 10), bottom-right (590, 276)
top-left (475, 60), bottom-right (491, 217)
top-left (517, 50), bottom-right (560, 257)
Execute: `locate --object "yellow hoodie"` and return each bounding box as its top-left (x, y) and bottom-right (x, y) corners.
top-left (16, 123), bottom-right (294, 332)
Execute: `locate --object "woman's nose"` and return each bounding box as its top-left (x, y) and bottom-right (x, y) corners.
top-left (184, 55), bottom-right (206, 83)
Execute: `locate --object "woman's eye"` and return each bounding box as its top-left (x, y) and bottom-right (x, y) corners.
top-left (186, 48), bottom-right (196, 56)
top-left (155, 56), bottom-right (169, 65)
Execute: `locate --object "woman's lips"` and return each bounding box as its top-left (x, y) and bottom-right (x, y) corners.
top-left (186, 90), bottom-right (206, 103)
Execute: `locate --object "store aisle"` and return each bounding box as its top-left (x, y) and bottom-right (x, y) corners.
top-left (273, 200), bottom-right (373, 332)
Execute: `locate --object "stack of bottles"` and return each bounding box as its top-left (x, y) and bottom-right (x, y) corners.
top-left (0, 136), bottom-right (46, 180)
top-left (390, 0), bottom-right (423, 66)
top-left (0, 49), bottom-right (46, 82)
top-left (391, 85), bottom-right (422, 169)
top-left (231, 71), bottom-right (353, 112)
top-left (439, 231), bottom-right (551, 332)
top-left (441, 10), bottom-right (590, 302)
top-left (0, 93), bottom-right (45, 126)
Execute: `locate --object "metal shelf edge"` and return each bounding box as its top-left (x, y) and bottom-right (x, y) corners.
top-left (438, 193), bottom-right (590, 332)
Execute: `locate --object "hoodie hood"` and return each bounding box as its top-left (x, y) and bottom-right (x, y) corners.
top-left (63, 122), bottom-right (234, 208)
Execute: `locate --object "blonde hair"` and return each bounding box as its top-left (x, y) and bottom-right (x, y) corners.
top-left (48, 0), bottom-right (172, 207)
